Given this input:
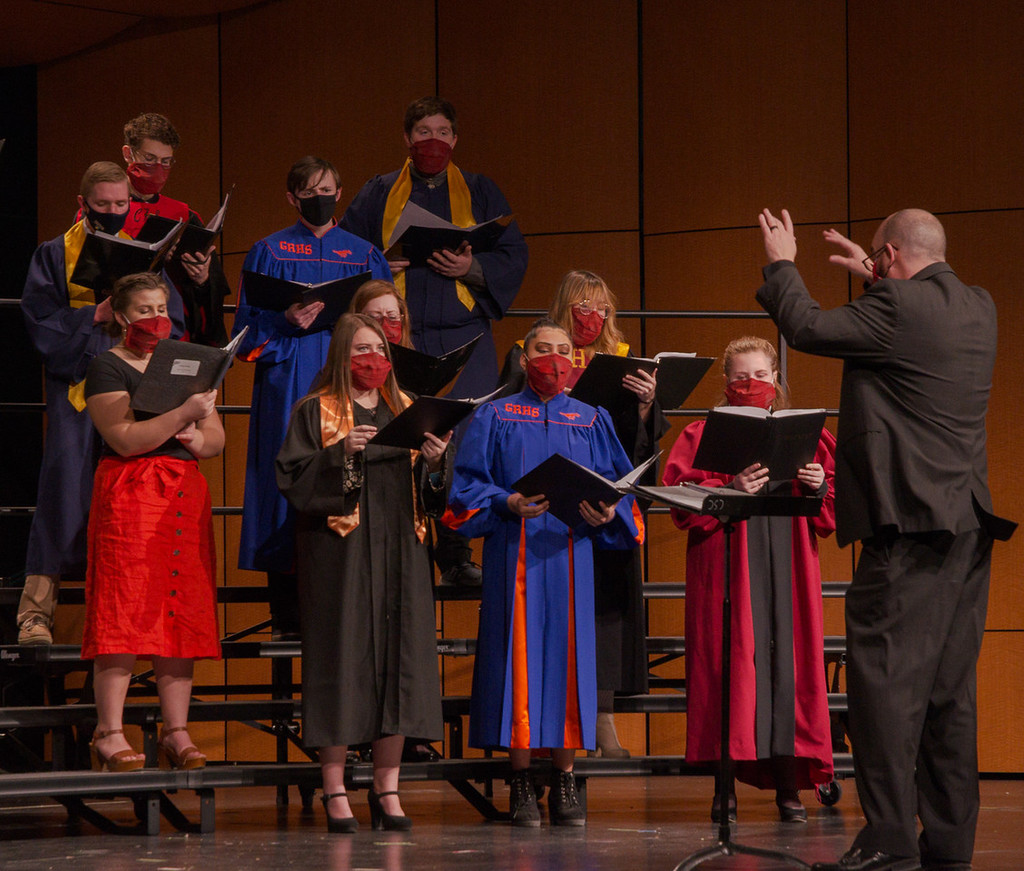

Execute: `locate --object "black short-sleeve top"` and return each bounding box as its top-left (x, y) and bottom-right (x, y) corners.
top-left (85, 351), bottom-right (194, 460)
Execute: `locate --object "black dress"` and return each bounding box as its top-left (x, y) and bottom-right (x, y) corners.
top-left (276, 397), bottom-right (443, 747)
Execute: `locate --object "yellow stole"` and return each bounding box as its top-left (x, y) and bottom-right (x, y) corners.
top-left (319, 391), bottom-right (427, 542)
top-left (381, 158), bottom-right (476, 312)
top-left (64, 220), bottom-right (127, 411)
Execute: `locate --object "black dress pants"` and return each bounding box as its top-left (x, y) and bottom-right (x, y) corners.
top-left (846, 527), bottom-right (992, 864)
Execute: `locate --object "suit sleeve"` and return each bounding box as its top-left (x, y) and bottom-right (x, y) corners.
top-left (755, 260), bottom-right (898, 362)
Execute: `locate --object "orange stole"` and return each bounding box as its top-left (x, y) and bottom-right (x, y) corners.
top-left (318, 391), bottom-right (427, 542)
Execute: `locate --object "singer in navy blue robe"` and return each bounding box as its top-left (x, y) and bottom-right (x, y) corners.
top-left (341, 168), bottom-right (527, 400)
top-left (22, 224), bottom-right (184, 577)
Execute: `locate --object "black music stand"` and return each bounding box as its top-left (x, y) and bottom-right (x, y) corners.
top-left (634, 485), bottom-right (821, 871)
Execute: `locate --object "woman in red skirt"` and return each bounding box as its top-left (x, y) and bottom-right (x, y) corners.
top-left (83, 271), bottom-right (223, 772)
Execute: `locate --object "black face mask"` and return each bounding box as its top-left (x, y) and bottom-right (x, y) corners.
top-left (297, 193), bottom-right (336, 227)
top-left (85, 206), bottom-right (128, 235)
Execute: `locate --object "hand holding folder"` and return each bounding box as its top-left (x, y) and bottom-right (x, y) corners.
top-left (511, 453), bottom-right (659, 529)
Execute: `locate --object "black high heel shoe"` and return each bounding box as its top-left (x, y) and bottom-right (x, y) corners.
top-left (368, 790), bottom-right (412, 831)
top-left (322, 791), bottom-right (359, 833)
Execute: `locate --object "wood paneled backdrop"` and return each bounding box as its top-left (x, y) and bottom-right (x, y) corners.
top-left (29, 0), bottom-right (1024, 772)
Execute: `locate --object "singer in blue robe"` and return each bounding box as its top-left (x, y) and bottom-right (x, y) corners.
top-left (232, 221), bottom-right (390, 574)
top-left (442, 387), bottom-right (644, 751)
top-left (341, 168), bottom-right (527, 400)
top-left (23, 225), bottom-right (185, 579)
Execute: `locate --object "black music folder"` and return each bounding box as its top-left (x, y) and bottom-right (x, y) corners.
top-left (369, 387), bottom-right (503, 450)
top-left (383, 201), bottom-right (513, 267)
top-left (129, 327), bottom-right (248, 415)
top-left (241, 269), bottom-right (371, 332)
top-left (135, 185), bottom-right (234, 257)
top-left (69, 219), bottom-right (185, 296)
top-left (569, 353), bottom-right (715, 414)
top-left (692, 406), bottom-right (827, 481)
top-left (511, 453), bottom-right (659, 529)
top-left (389, 334), bottom-right (481, 396)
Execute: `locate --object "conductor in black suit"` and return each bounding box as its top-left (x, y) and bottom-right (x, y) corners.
top-left (755, 207), bottom-right (1014, 871)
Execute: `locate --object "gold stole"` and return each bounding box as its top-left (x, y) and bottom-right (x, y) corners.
top-left (381, 158), bottom-right (477, 312)
top-left (319, 391), bottom-right (427, 542)
top-left (63, 220), bottom-right (107, 411)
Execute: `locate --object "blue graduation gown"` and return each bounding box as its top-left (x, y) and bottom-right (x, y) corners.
top-left (444, 388), bottom-right (643, 750)
top-left (22, 226), bottom-right (185, 575)
top-left (341, 168), bottom-right (528, 399)
top-left (232, 221), bottom-right (391, 573)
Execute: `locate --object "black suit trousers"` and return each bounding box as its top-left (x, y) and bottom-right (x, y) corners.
top-left (846, 527), bottom-right (992, 863)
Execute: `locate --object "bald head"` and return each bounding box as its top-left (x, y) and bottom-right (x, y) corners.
top-left (875, 209), bottom-right (946, 265)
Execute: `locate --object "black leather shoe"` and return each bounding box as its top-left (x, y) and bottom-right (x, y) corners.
top-left (367, 789), bottom-right (412, 831)
top-left (439, 562), bottom-right (483, 587)
top-left (812, 847), bottom-right (921, 870)
top-left (402, 740), bottom-right (441, 763)
top-left (322, 791), bottom-right (358, 834)
top-left (776, 790), bottom-right (807, 823)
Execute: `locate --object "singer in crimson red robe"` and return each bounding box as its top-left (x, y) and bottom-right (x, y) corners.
top-left (663, 420), bottom-right (837, 789)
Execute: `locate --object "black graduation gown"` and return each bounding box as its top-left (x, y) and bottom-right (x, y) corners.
top-left (276, 399), bottom-right (443, 747)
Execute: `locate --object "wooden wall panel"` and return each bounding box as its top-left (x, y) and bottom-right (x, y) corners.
top-left (848, 1), bottom-right (1024, 219)
top-left (438, 0), bottom-right (638, 236)
top-left (218, 0), bottom-right (436, 257)
top-left (37, 25), bottom-right (223, 242)
top-left (977, 632), bottom-right (1024, 772)
top-left (642, 1), bottom-right (847, 233)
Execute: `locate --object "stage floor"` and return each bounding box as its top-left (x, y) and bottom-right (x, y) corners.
top-left (1, 775), bottom-right (1021, 870)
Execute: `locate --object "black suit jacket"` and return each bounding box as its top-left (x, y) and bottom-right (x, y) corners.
top-left (757, 260), bottom-right (1010, 547)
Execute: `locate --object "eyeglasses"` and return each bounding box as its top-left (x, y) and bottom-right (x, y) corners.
top-left (133, 150), bottom-right (175, 168)
top-left (572, 301), bottom-right (612, 318)
top-left (365, 312), bottom-right (404, 323)
top-left (861, 243), bottom-right (898, 273)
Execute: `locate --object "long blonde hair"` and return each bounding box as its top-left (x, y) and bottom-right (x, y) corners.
top-left (719, 335), bottom-right (789, 409)
top-left (548, 269), bottom-right (625, 355)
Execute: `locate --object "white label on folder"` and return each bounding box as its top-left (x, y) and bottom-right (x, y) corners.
top-left (170, 359), bottom-right (201, 377)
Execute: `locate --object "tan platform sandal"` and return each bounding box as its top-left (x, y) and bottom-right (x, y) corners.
top-left (157, 726), bottom-right (207, 770)
top-left (90, 728), bottom-right (145, 772)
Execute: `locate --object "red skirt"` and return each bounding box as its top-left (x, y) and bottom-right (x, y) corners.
top-left (82, 455), bottom-right (221, 660)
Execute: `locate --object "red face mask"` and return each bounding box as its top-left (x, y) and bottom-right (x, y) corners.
top-left (350, 352), bottom-right (392, 391)
top-left (725, 378), bottom-right (776, 409)
top-left (124, 315), bottom-right (172, 355)
top-left (379, 318), bottom-right (403, 344)
top-left (525, 353), bottom-right (573, 398)
top-left (127, 161), bottom-right (170, 197)
top-left (571, 306), bottom-right (605, 347)
top-left (409, 138), bottom-right (453, 176)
